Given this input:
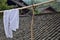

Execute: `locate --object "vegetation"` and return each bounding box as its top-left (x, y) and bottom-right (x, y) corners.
top-left (0, 0), bottom-right (13, 11)
top-left (34, 1), bottom-right (60, 14)
top-left (0, 0), bottom-right (60, 14)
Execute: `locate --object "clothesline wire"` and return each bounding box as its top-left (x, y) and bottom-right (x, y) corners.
top-left (0, 0), bottom-right (54, 13)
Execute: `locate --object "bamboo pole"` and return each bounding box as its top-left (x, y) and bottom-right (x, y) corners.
top-left (30, 6), bottom-right (35, 40)
top-left (0, 0), bottom-right (54, 13)
top-left (30, 0), bottom-right (54, 40)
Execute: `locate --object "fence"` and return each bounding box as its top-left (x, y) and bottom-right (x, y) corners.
top-left (0, 13), bottom-right (60, 40)
top-left (0, 0), bottom-right (60, 40)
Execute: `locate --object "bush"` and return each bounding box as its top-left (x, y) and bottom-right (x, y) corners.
top-left (0, 0), bottom-right (14, 19)
top-left (0, 0), bottom-right (13, 11)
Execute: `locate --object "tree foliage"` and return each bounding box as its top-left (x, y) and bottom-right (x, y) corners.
top-left (0, 0), bottom-right (13, 11)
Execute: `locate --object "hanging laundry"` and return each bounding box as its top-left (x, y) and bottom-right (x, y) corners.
top-left (3, 9), bottom-right (19, 38)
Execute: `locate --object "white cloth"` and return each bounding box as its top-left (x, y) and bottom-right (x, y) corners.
top-left (3, 9), bottom-right (19, 38)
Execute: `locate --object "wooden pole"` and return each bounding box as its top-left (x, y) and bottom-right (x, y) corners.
top-left (0, 0), bottom-right (54, 13)
top-left (30, 6), bottom-right (35, 40)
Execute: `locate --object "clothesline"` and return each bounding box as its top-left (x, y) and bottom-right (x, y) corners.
top-left (0, 0), bottom-right (54, 13)
top-left (1, 0), bottom-right (54, 39)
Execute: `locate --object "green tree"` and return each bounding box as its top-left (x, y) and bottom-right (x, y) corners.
top-left (0, 0), bottom-right (14, 18)
top-left (0, 0), bottom-right (13, 11)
